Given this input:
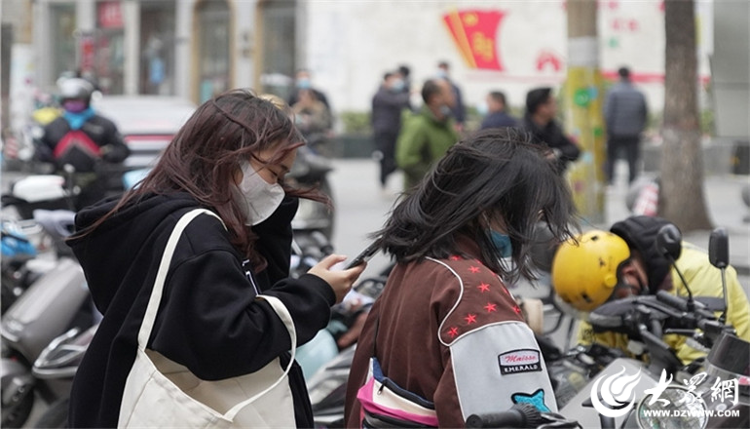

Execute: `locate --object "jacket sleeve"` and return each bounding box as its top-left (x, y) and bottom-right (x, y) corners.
top-left (374, 90), bottom-right (411, 109)
top-left (252, 196), bottom-right (298, 286)
top-left (151, 246), bottom-right (335, 381)
top-left (100, 118), bottom-right (130, 163)
top-left (430, 264), bottom-right (558, 427)
top-left (396, 118), bottom-right (429, 180)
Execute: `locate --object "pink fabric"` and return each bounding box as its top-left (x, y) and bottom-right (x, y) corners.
top-left (356, 377), bottom-right (439, 427)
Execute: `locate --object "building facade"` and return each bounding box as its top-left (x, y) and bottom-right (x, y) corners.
top-left (29, 0), bottom-right (298, 103)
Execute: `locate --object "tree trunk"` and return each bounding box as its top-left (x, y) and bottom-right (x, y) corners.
top-left (659, 0), bottom-right (712, 231)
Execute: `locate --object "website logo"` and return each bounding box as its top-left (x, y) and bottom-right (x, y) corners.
top-left (590, 366), bottom-right (642, 418)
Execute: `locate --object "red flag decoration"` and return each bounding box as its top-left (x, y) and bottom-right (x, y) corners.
top-left (442, 10), bottom-right (506, 71)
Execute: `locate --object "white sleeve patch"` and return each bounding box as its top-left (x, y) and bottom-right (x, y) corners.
top-left (450, 321), bottom-right (558, 420)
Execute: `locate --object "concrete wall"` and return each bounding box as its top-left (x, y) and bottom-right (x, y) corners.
top-left (303, 0), bottom-right (714, 118)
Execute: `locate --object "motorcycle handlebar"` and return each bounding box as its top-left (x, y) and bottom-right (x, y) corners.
top-left (656, 291), bottom-right (689, 312)
top-left (466, 403), bottom-right (543, 428)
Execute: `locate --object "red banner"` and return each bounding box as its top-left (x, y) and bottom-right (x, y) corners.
top-left (442, 10), bottom-right (506, 71)
top-left (98, 1), bottom-right (124, 29)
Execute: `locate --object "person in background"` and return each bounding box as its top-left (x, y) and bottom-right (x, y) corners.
top-left (552, 215), bottom-right (750, 365)
top-left (345, 128), bottom-right (578, 427)
top-left (522, 87), bottom-right (580, 174)
top-left (371, 72), bottom-right (411, 191)
top-left (66, 90), bottom-right (365, 427)
top-left (39, 77), bottom-right (130, 210)
top-left (291, 89), bottom-right (332, 137)
top-left (604, 66), bottom-right (648, 185)
top-left (396, 79), bottom-right (459, 191)
top-left (437, 61), bottom-right (466, 131)
top-left (288, 69), bottom-right (330, 111)
top-left (480, 91), bottom-right (518, 130)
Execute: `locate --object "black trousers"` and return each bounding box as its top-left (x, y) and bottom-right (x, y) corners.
top-left (605, 135), bottom-right (641, 184)
top-left (374, 131), bottom-right (398, 187)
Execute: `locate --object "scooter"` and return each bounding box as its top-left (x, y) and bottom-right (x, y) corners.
top-left (288, 145), bottom-right (335, 240)
top-left (0, 210), bottom-right (97, 428)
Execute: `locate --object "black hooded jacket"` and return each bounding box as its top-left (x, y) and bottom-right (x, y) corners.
top-left (67, 193), bottom-right (335, 428)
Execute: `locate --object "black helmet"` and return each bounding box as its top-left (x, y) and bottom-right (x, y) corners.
top-left (610, 216), bottom-right (676, 294)
top-left (59, 78), bottom-right (94, 103)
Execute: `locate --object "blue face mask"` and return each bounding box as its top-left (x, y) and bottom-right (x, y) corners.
top-left (490, 230), bottom-right (512, 258)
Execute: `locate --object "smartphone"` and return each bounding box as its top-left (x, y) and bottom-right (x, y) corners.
top-left (345, 242), bottom-right (380, 269)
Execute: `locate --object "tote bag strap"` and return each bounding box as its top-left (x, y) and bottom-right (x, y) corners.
top-left (136, 208), bottom-right (299, 420)
top-left (224, 294), bottom-right (297, 420)
top-left (137, 208), bottom-right (223, 349)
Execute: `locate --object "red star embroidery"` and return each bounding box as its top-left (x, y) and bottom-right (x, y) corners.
top-left (449, 255), bottom-right (461, 261)
top-left (447, 327), bottom-right (459, 338)
top-left (469, 266), bottom-right (481, 274)
top-left (477, 282), bottom-right (490, 293)
top-left (513, 305), bottom-right (522, 314)
top-left (484, 303), bottom-right (497, 313)
top-left (465, 314), bottom-right (477, 324)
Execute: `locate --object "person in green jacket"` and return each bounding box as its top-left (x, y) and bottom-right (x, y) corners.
top-left (396, 78), bottom-right (460, 190)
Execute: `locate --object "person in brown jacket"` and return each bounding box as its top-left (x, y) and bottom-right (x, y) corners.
top-left (344, 128), bottom-right (578, 428)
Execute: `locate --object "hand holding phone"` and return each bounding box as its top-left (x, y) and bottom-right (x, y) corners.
top-left (345, 242), bottom-right (379, 269)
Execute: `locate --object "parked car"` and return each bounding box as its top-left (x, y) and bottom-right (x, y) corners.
top-left (91, 96), bottom-right (197, 169)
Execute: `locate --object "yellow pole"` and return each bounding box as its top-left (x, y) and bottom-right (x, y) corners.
top-left (565, 0), bottom-right (606, 225)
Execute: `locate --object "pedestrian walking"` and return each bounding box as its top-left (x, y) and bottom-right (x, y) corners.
top-left (372, 72), bottom-right (411, 190)
top-left (66, 89), bottom-right (365, 428)
top-left (604, 66), bottom-right (648, 185)
top-left (480, 91), bottom-right (518, 130)
top-left (437, 61), bottom-right (466, 131)
top-left (396, 79), bottom-right (460, 190)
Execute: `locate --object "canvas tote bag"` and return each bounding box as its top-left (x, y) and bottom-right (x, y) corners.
top-left (118, 209), bottom-right (297, 428)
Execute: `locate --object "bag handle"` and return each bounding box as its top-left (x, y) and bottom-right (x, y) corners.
top-left (225, 294), bottom-right (297, 420)
top-left (137, 209), bottom-right (298, 419)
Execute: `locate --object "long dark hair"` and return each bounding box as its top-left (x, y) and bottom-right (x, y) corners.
top-left (374, 127), bottom-right (578, 282)
top-left (75, 89), bottom-right (321, 271)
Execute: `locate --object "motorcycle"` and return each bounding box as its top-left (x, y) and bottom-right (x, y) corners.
top-left (555, 226), bottom-right (748, 429)
top-left (1, 162), bottom-right (129, 219)
top-left (288, 145), bottom-right (335, 240)
top-left (0, 210), bottom-right (98, 428)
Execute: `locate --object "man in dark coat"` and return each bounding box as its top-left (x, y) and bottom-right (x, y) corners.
top-left (522, 87), bottom-right (580, 174)
top-left (372, 72), bottom-right (411, 189)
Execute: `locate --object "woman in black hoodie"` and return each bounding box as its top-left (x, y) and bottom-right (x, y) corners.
top-left (67, 90), bottom-right (365, 427)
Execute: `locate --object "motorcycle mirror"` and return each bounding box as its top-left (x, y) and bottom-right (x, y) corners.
top-left (708, 227), bottom-right (729, 269)
top-left (655, 224), bottom-right (682, 261)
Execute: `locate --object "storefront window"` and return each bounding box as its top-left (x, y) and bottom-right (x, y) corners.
top-left (196, 0), bottom-right (231, 103)
top-left (140, 0), bottom-right (176, 95)
top-left (95, 1), bottom-right (125, 94)
top-left (259, 0), bottom-right (296, 98)
top-left (50, 3), bottom-right (77, 84)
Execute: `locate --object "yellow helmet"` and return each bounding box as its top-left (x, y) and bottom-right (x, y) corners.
top-left (551, 230), bottom-right (631, 312)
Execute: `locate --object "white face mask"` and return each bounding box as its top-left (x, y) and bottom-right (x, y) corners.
top-left (234, 161), bottom-right (285, 226)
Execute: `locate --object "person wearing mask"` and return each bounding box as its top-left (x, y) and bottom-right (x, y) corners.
top-left (480, 91), bottom-right (518, 130)
top-left (522, 87), bottom-right (580, 174)
top-left (371, 72), bottom-right (411, 191)
top-left (437, 61), bottom-right (466, 131)
top-left (39, 77), bottom-right (130, 209)
top-left (552, 215), bottom-right (750, 365)
top-left (287, 69), bottom-right (330, 111)
top-left (66, 90), bottom-right (365, 427)
top-left (604, 66), bottom-right (648, 185)
top-left (396, 78), bottom-right (460, 190)
top-left (345, 128), bottom-right (578, 427)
